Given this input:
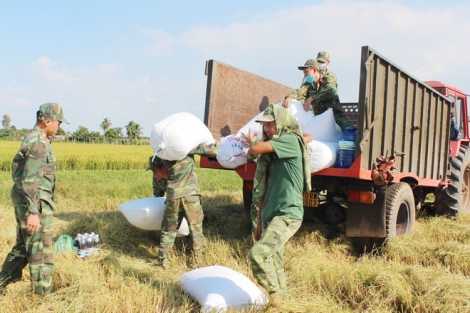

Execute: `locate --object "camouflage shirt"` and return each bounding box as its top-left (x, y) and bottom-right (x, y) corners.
top-left (161, 156), bottom-right (200, 200)
top-left (287, 81), bottom-right (310, 103)
top-left (324, 70), bottom-right (338, 92)
top-left (11, 126), bottom-right (56, 213)
top-left (307, 77), bottom-right (349, 131)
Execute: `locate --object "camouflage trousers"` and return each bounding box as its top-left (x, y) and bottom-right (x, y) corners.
top-left (158, 195), bottom-right (205, 260)
top-left (249, 216), bottom-right (302, 297)
top-left (0, 198), bottom-right (54, 295)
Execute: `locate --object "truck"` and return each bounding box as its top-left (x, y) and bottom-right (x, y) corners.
top-left (200, 46), bottom-right (470, 252)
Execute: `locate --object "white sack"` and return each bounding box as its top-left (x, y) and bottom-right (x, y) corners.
top-left (150, 112), bottom-right (215, 161)
top-left (308, 140), bottom-right (338, 173)
top-left (236, 111), bottom-right (264, 140)
top-left (216, 135), bottom-right (250, 169)
top-left (280, 99), bottom-right (314, 128)
top-left (118, 197), bottom-right (189, 236)
top-left (177, 265), bottom-right (268, 313)
top-left (302, 108), bottom-right (342, 142)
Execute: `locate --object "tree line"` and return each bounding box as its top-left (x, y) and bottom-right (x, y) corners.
top-left (1, 114), bottom-right (146, 144)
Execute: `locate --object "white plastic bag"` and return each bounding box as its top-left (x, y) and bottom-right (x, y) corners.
top-left (118, 197), bottom-right (189, 236)
top-left (178, 265), bottom-right (268, 312)
top-left (150, 112), bottom-right (215, 161)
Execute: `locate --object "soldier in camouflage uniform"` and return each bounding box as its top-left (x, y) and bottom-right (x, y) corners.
top-left (0, 103), bottom-right (68, 295)
top-left (304, 59), bottom-right (349, 131)
top-left (282, 59), bottom-right (317, 107)
top-left (242, 105), bottom-right (311, 306)
top-left (316, 51), bottom-right (338, 92)
top-left (147, 156), bottom-right (167, 197)
top-left (149, 143), bottom-right (218, 269)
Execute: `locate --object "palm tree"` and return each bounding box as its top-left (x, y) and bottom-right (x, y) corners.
top-left (125, 121), bottom-right (143, 140)
top-left (100, 118), bottom-right (112, 134)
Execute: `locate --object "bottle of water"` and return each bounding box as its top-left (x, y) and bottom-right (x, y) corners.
top-left (85, 234), bottom-right (93, 256)
top-left (93, 234), bottom-right (101, 253)
top-left (76, 234), bottom-right (86, 258)
top-left (336, 126), bottom-right (357, 168)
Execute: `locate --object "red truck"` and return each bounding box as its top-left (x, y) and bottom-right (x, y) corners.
top-left (200, 46), bottom-right (470, 251)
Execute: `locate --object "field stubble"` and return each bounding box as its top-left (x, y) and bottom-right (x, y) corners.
top-left (0, 142), bottom-right (469, 312)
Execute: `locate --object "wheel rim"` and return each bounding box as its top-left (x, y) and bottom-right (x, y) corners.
top-left (396, 202), bottom-right (411, 236)
top-left (462, 165), bottom-right (470, 211)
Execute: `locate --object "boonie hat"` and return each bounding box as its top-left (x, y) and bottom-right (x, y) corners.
top-left (316, 51), bottom-right (330, 63)
top-left (37, 102), bottom-right (69, 124)
top-left (298, 59), bottom-right (319, 70)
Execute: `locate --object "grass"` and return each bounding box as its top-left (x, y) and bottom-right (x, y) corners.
top-left (0, 147), bottom-right (470, 312)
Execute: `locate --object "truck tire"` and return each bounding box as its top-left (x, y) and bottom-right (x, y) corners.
top-left (434, 145), bottom-right (470, 216)
top-left (352, 182), bottom-right (415, 253)
top-left (385, 182), bottom-right (415, 236)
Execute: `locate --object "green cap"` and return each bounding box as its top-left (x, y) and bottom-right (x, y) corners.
top-left (37, 102), bottom-right (69, 124)
top-left (316, 51), bottom-right (330, 63)
top-left (298, 59), bottom-right (319, 70)
top-left (146, 154), bottom-right (163, 170)
top-left (255, 105), bottom-right (275, 123)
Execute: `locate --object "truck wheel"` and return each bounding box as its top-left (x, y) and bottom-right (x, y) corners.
top-left (385, 182), bottom-right (415, 236)
top-left (352, 182), bottom-right (415, 253)
top-left (434, 146), bottom-right (470, 216)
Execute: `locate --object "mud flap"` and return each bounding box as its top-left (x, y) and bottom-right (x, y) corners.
top-left (346, 187), bottom-right (387, 238)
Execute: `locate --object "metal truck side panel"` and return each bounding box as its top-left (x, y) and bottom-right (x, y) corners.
top-left (204, 60), bottom-right (293, 141)
top-left (357, 46), bottom-right (451, 183)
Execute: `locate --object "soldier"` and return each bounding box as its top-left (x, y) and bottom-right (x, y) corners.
top-left (0, 103), bottom-right (68, 295)
top-left (304, 59), bottom-right (349, 131)
top-left (316, 51), bottom-right (338, 92)
top-left (282, 59), bottom-right (317, 108)
top-left (242, 104), bottom-right (311, 306)
top-left (150, 143), bottom-right (218, 269)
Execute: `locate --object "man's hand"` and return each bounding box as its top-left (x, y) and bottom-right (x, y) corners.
top-left (26, 213), bottom-right (40, 234)
top-left (253, 223), bottom-right (262, 242)
top-left (282, 97), bottom-right (292, 108)
top-left (303, 97), bottom-right (313, 111)
top-left (241, 129), bottom-right (257, 146)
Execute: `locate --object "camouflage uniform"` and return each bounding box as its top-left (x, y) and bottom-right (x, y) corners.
top-left (316, 51), bottom-right (338, 93)
top-left (157, 143), bottom-right (218, 268)
top-left (0, 103), bottom-right (68, 295)
top-left (307, 77), bottom-right (349, 131)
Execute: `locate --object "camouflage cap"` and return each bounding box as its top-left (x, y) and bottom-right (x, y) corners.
top-left (37, 102), bottom-right (69, 124)
top-left (146, 154), bottom-right (164, 170)
top-left (316, 51), bottom-right (330, 63)
top-left (298, 59), bottom-right (319, 70)
top-left (255, 105), bottom-right (275, 123)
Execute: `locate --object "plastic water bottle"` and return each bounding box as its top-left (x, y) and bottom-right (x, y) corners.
top-left (76, 234), bottom-right (86, 258)
top-left (85, 234), bottom-right (93, 256)
top-left (336, 126), bottom-right (357, 168)
top-left (93, 234), bottom-right (101, 253)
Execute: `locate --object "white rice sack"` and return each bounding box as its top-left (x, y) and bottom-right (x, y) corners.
top-left (118, 197), bottom-right (189, 237)
top-left (303, 108), bottom-right (342, 142)
top-left (150, 112), bottom-right (215, 161)
top-left (277, 100), bottom-right (314, 130)
top-left (236, 111), bottom-right (264, 140)
top-left (178, 265), bottom-right (268, 313)
top-left (216, 135), bottom-right (250, 169)
top-left (236, 100), bottom-right (313, 140)
top-left (308, 140), bottom-right (338, 173)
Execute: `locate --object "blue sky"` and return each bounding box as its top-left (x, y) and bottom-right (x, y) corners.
top-left (1, 0), bottom-right (469, 134)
